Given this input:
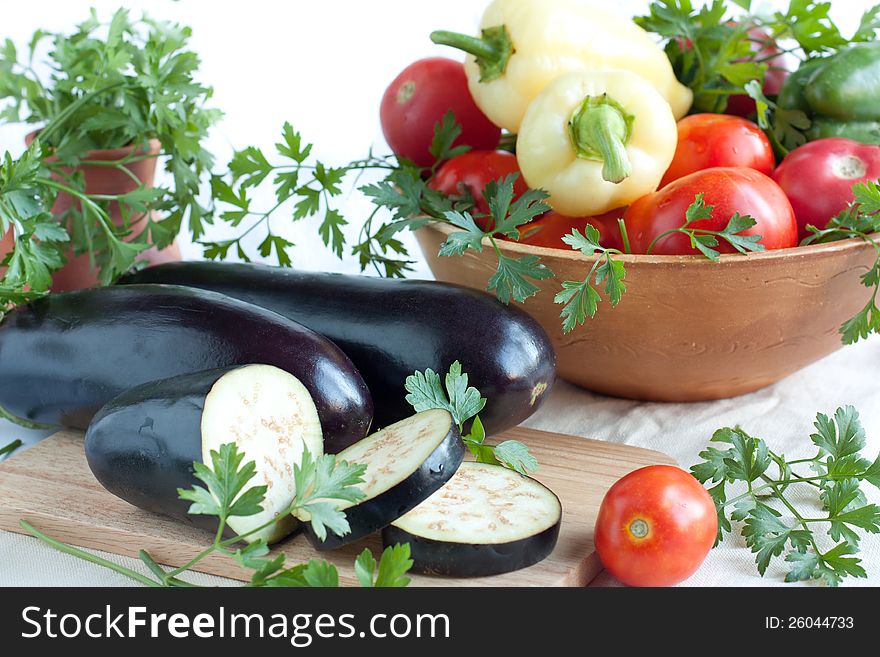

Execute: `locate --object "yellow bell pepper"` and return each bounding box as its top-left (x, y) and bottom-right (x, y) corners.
top-left (431, 0), bottom-right (693, 132)
top-left (516, 70), bottom-right (677, 217)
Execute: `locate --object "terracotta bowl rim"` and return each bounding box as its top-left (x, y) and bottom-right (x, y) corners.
top-left (25, 130), bottom-right (162, 161)
top-left (422, 220), bottom-right (879, 267)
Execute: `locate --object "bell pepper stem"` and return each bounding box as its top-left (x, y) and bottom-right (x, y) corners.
top-left (431, 30), bottom-right (498, 60)
top-left (430, 26), bottom-right (514, 82)
top-left (569, 95), bottom-right (635, 184)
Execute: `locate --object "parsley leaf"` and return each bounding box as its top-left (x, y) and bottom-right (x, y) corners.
top-left (291, 447), bottom-right (368, 542)
top-left (489, 253), bottom-right (554, 304)
top-left (429, 110), bottom-right (470, 163)
top-left (494, 440), bottom-right (540, 476)
top-left (404, 361), bottom-right (538, 474)
top-left (404, 360), bottom-right (486, 427)
top-left (178, 443), bottom-right (267, 520)
top-left (356, 544), bottom-right (414, 588)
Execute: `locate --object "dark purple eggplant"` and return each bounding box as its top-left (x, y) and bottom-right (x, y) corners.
top-left (382, 462), bottom-right (562, 577)
top-left (302, 409), bottom-right (464, 551)
top-left (0, 284), bottom-right (371, 451)
top-left (119, 263), bottom-right (556, 434)
top-left (85, 365), bottom-right (322, 542)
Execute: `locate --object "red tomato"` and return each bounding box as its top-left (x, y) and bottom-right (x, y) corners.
top-left (724, 27), bottom-right (791, 117)
top-left (429, 151), bottom-right (526, 231)
top-left (772, 138), bottom-right (880, 240)
top-left (660, 114), bottom-right (775, 187)
top-left (380, 58), bottom-right (501, 168)
top-left (594, 465), bottom-right (717, 587)
top-left (513, 209), bottom-right (627, 252)
top-left (626, 167), bottom-right (797, 255)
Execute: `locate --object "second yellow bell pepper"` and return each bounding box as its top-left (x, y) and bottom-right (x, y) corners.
top-left (431, 0), bottom-right (693, 132)
top-left (516, 70), bottom-right (677, 217)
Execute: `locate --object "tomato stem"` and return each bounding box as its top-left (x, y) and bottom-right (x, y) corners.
top-left (629, 518), bottom-right (649, 538)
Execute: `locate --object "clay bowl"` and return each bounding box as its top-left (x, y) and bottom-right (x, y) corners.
top-left (415, 222), bottom-right (878, 402)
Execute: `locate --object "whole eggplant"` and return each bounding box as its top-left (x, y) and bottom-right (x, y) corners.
top-left (0, 284), bottom-right (372, 450)
top-left (120, 263), bottom-right (557, 433)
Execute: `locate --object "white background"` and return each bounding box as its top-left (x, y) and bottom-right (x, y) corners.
top-left (2, 0), bottom-right (880, 587)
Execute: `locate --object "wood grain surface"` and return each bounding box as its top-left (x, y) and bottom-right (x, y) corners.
top-left (0, 428), bottom-right (676, 587)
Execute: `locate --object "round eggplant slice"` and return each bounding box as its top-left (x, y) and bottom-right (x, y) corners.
top-left (302, 408), bottom-right (464, 551)
top-left (85, 364), bottom-right (323, 544)
top-left (382, 462), bottom-right (562, 577)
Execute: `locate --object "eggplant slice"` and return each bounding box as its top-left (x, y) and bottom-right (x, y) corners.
top-left (383, 462), bottom-right (562, 577)
top-left (85, 364), bottom-right (323, 544)
top-left (302, 408), bottom-right (464, 550)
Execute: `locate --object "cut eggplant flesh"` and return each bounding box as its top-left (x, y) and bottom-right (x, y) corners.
top-left (382, 462), bottom-right (562, 577)
top-left (201, 365), bottom-right (323, 543)
top-left (302, 408), bottom-right (464, 550)
top-left (84, 364), bottom-right (323, 545)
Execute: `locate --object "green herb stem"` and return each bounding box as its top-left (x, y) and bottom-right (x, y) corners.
top-left (21, 519), bottom-right (162, 587)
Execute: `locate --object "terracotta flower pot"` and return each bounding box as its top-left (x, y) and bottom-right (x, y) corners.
top-left (1, 134), bottom-right (182, 292)
top-left (416, 221), bottom-right (878, 402)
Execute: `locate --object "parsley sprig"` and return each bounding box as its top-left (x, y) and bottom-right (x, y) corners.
top-left (22, 442), bottom-right (412, 587)
top-left (692, 406), bottom-right (880, 586)
top-left (555, 225), bottom-right (627, 333)
top-left (438, 176), bottom-right (554, 304)
top-left (801, 180), bottom-right (880, 344)
top-left (405, 360), bottom-right (538, 475)
top-left (647, 193), bottom-right (765, 260)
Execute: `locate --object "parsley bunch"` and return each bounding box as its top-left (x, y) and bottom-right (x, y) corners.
top-left (692, 406), bottom-right (880, 586)
top-left (404, 360), bottom-right (538, 475)
top-left (22, 442), bottom-right (412, 587)
top-left (0, 9), bottom-right (220, 312)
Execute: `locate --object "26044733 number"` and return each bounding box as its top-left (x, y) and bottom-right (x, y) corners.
top-left (765, 617), bottom-right (855, 630)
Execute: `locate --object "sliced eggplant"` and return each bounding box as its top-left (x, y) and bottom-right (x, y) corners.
top-left (120, 263), bottom-right (556, 434)
top-left (382, 462), bottom-right (562, 577)
top-left (85, 365), bottom-right (323, 543)
top-left (0, 284), bottom-right (372, 451)
top-left (303, 408), bottom-right (464, 550)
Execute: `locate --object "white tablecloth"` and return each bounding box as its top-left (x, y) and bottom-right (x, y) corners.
top-left (2, 338), bottom-right (879, 587)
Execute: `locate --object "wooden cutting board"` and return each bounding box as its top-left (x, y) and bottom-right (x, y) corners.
top-left (0, 427), bottom-right (676, 587)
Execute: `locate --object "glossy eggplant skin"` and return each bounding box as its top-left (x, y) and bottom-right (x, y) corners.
top-left (304, 421), bottom-right (465, 551)
top-left (85, 368), bottom-right (228, 534)
top-left (121, 263), bottom-right (557, 433)
top-left (0, 285), bottom-right (372, 450)
top-left (382, 521), bottom-right (561, 577)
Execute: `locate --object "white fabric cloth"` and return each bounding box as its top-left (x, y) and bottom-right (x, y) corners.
top-left (2, 338), bottom-right (879, 587)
